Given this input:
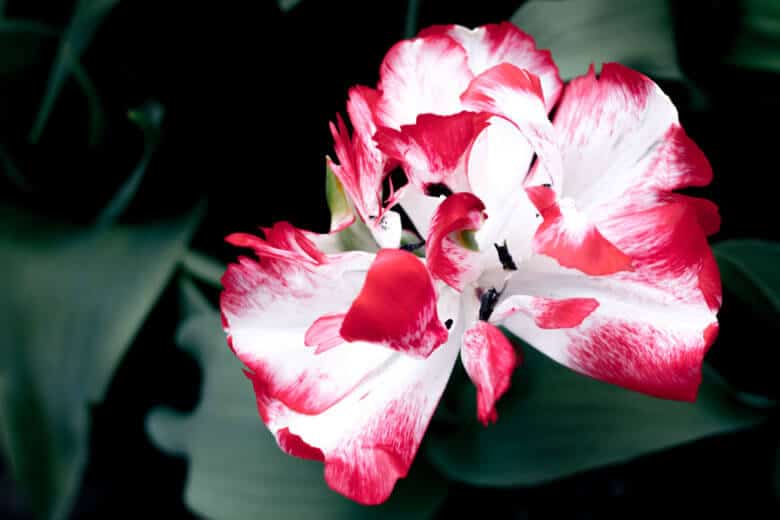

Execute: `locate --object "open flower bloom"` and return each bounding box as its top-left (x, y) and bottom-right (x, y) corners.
top-left (221, 22), bottom-right (721, 505)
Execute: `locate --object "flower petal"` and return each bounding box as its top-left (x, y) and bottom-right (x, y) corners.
top-left (374, 111), bottom-right (489, 194)
top-left (461, 320), bottom-right (521, 425)
top-left (532, 196), bottom-right (634, 276)
top-left (398, 186), bottom-right (442, 239)
top-left (492, 295), bottom-right (599, 328)
top-left (553, 63), bottom-right (714, 224)
top-left (340, 248), bottom-right (449, 358)
top-left (248, 312), bottom-right (463, 505)
top-left (221, 223), bottom-right (392, 416)
top-left (376, 34), bottom-right (473, 129)
top-left (498, 230), bottom-right (719, 402)
top-left (328, 86), bottom-right (396, 241)
top-left (419, 22), bottom-right (563, 111)
top-left (467, 118), bottom-right (542, 264)
top-left (460, 63), bottom-right (563, 189)
top-left (426, 192), bottom-right (487, 290)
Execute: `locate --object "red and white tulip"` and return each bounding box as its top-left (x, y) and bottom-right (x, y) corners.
top-left (221, 22), bottom-right (720, 505)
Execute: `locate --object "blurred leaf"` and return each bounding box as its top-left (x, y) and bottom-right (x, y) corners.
top-left (511, 0), bottom-right (681, 80)
top-left (714, 240), bottom-right (780, 319)
top-left (426, 339), bottom-right (763, 487)
top-left (725, 0), bottom-right (780, 72)
top-left (180, 250), bottom-right (225, 289)
top-left (147, 280), bottom-right (448, 520)
top-left (0, 205), bottom-right (202, 519)
top-left (0, 19), bottom-right (57, 79)
top-left (93, 101), bottom-right (164, 227)
top-left (29, 0), bottom-right (118, 143)
top-left (278, 0), bottom-right (303, 12)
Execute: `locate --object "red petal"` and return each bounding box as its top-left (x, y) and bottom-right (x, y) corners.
top-left (277, 428), bottom-right (325, 462)
top-left (374, 111), bottom-right (489, 193)
top-left (461, 321), bottom-right (520, 425)
top-left (493, 295), bottom-right (599, 328)
top-left (328, 86), bottom-right (391, 223)
top-left (305, 312), bottom-right (346, 354)
top-left (340, 249), bottom-right (449, 358)
top-left (425, 192), bottom-right (486, 290)
top-left (533, 201), bottom-right (633, 276)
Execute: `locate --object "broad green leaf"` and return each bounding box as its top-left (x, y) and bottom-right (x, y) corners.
top-left (93, 101), bottom-right (164, 227)
top-left (0, 205), bottom-right (202, 519)
top-left (180, 249), bottom-right (225, 289)
top-left (511, 0), bottom-right (681, 80)
top-left (29, 0), bottom-right (118, 143)
top-left (426, 340), bottom-right (763, 487)
top-left (147, 281), bottom-right (448, 520)
top-left (714, 239), bottom-right (780, 319)
top-left (725, 0), bottom-right (780, 72)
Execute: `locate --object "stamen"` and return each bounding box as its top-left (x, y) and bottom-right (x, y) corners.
top-left (478, 287), bottom-right (500, 321)
top-left (425, 183), bottom-right (453, 198)
top-left (444, 319), bottom-right (453, 330)
top-left (494, 240), bottom-right (518, 271)
top-left (400, 240), bottom-right (426, 252)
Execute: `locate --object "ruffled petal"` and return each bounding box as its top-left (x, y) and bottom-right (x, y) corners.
top-left (461, 63), bottom-right (563, 189)
top-left (425, 192), bottom-right (487, 290)
top-left (376, 34), bottom-right (473, 129)
top-left (340, 248), bottom-right (449, 358)
top-left (532, 196), bottom-right (634, 276)
top-left (460, 320), bottom-right (520, 425)
top-left (553, 63), bottom-right (714, 227)
top-left (419, 22), bottom-right (562, 111)
top-left (248, 298), bottom-right (464, 504)
top-left (221, 223), bottom-right (391, 416)
top-left (374, 111), bottom-right (489, 194)
top-left (497, 225), bottom-right (719, 402)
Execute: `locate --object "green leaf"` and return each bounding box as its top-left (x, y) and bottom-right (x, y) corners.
top-left (426, 341), bottom-right (763, 487)
top-left (180, 249), bottom-right (226, 289)
top-left (147, 280), bottom-right (448, 520)
top-left (511, 0), bottom-right (681, 80)
top-left (29, 0), bottom-right (118, 143)
top-left (0, 19), bottom-right (57, 79)
top-left (325, 160), bottom-right (355, 232)
top-left (93, 101), bottom-right (164, 227)
top-left (714, 240), bottom-right (780, 318)
top-left (278, 0), bottom-right (304, 12)
top-left (0, 205), bottom-right (202, 519)
top-left (725, 0), bottom-right (780, 72)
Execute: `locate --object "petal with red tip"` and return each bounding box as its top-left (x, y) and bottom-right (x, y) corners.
top-left (340, 248), bottom-right (449, 358)
top-left (425, 192), bottom-right (486, 290)
top-left (461, 63), bottom-right (563, 189)
top-left (328, 86), bottom-right (392, 228)
top-left (375, 111), bottom-right (489, 194)
top-left (498, 216), bottom-right (719, 402)
top-left (222, 223), bottom-right (391, 416)
top-left (532, 198), bottom-right (633, 276)
top-left (376, 34), bottom-right (473, 129)
top-left (249, 318), bottom-right (463, 505)
top-left (553, 63), bottom-right (715, 225)
top-left (461, 321), bottom-right (520, 425)
top-left (420, 22), bottom-right (562, 111)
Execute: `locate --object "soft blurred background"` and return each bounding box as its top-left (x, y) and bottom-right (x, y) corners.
top-left (0, 0), bottom-right (778, 518)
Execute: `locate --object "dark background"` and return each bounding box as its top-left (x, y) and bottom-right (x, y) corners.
top-left (1, 0), bottom-right (778, 517)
